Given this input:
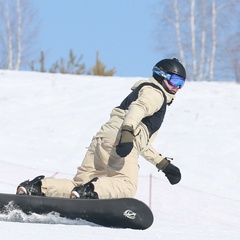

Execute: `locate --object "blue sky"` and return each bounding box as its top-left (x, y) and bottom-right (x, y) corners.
top-left (31, 0), bottom-right (166, 77)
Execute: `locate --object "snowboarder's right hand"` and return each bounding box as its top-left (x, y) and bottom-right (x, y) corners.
top-left (156, 158), bottom-right (181, 185)
top-left (116, 125), bottom-right (134, 157)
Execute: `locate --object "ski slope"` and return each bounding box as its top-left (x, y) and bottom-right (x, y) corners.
top-left (0, 70), bottom-right (239, 239)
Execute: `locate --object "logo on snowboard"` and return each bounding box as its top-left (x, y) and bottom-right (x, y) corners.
top-left (123, 209), bottom-right (136, 219)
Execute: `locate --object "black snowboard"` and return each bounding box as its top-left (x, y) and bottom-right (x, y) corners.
top-left (0, 193), bottom-right (153, 230)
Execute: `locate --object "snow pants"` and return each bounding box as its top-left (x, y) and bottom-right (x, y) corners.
top-left (41, 137), bottom-right (139, 199)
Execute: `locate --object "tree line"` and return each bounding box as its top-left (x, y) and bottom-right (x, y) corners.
top-left (0, 0), bottom-right (239, 82)
top-left (29, 50), bottom-right (116, 76)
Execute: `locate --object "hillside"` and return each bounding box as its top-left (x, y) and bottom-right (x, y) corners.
top-left (0, 70), bottom-right (239, 239)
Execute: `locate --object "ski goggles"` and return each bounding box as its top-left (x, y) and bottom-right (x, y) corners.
top-left (153, 66), bottom-right (185, 88)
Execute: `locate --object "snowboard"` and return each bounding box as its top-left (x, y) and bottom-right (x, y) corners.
top-left (0, 193), bottom-right (153, 230)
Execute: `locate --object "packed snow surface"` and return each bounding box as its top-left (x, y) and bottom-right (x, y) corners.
top-left (0, 70), bottom-right (239, 239)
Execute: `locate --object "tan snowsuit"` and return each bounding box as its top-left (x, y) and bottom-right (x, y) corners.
top-left (41, 77), bottom-right (175, 198)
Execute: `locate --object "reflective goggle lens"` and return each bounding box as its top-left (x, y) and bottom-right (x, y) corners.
top-left (169, 74), bottom-right (185, 88)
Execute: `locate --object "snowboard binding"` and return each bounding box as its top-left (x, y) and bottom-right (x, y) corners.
top-left (70, 177), bottom-right (99, 199)
top-left (16, 175), bottom-right (45, 196)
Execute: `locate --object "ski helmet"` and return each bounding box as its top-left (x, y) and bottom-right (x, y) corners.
top-left (152, 58), bottom-right (186, 83)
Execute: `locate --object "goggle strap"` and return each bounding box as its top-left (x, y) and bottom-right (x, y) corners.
top-left (152, 66), bottom-right (171, 80)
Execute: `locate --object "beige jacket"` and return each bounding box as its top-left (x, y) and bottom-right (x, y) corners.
top-left (96, 77), bottom-right (175, 166)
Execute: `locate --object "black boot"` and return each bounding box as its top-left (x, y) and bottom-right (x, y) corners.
top-left (70, 177), bottom-right (99, 199)
top-left (16, 175), bottom-right (45, 196)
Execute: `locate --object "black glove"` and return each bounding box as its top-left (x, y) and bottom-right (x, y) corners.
top-left (116, 125), bottom-right (134, 157)
top-left (156, 158), bottom-right (181, 185)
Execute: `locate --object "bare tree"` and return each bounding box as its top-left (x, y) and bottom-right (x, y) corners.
top-left (190, 0), bottom-right (197, 81)
top-left (155, 0), bottom-right (239, 82)
top-left (0, 0), bottom-right (39, 70)
top-left (209, 0), bottom-right (216, 81)
top-left (173, 0), bottom-right (185, 67)
top-left (16, 0), bottom-right (23, 70)
top-left (199, 0), bottom-right (207, 81)
top-left (227, 33), bottom-right (240, 84)
top-left (0, 1), bottom-right (13, 69)
top-left (222, 2), bottom-right (240, 83)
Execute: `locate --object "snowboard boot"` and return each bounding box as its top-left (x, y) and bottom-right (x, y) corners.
top-left (16, 175), bottom-right (45, 196)
top-left (70, 177), bottom-right (99, 199)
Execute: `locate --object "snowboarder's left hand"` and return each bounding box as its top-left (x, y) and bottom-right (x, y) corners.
top-left (156, 158), bottom-right (181, 185)
top-left (116, 125), bottom-right (134, 157)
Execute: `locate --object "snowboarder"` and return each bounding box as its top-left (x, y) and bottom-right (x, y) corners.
top-left (17, 58), bottom-right (186, 199)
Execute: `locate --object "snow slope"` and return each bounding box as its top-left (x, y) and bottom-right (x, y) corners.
top-left (0, 70), bottom-right (239, 239)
